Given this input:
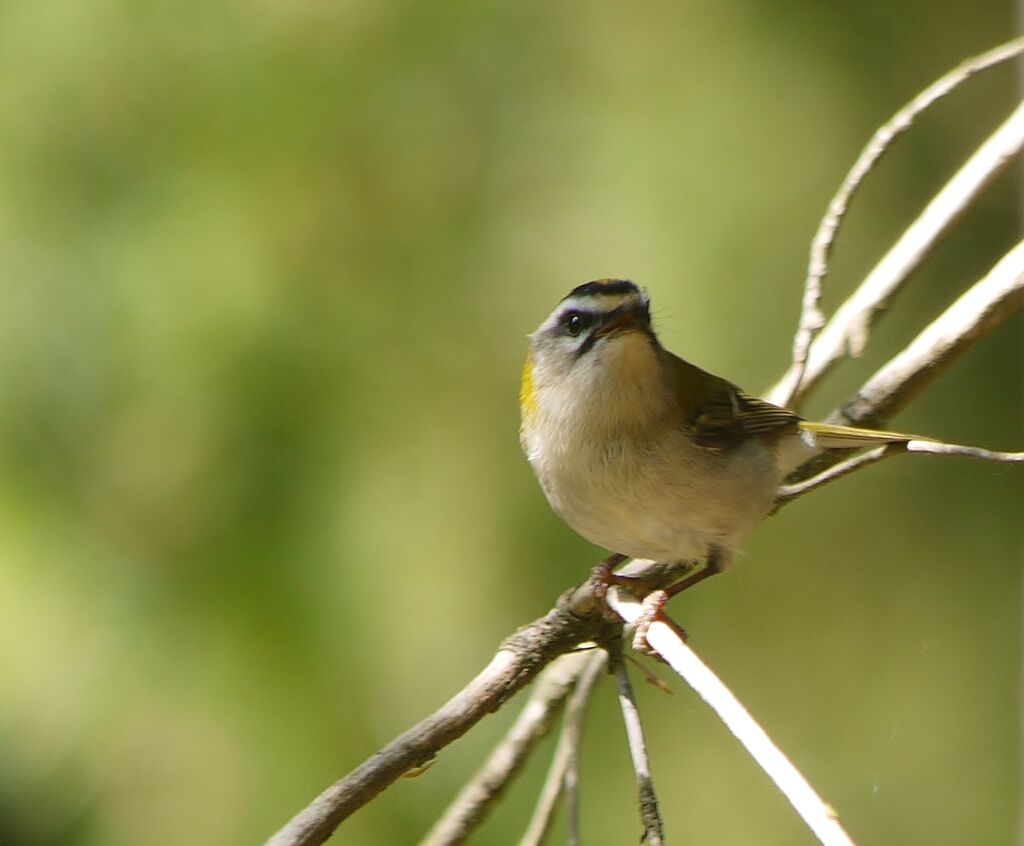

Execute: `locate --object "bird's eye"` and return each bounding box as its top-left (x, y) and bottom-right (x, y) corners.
top-left (563, 311), bottom-right (589, 337)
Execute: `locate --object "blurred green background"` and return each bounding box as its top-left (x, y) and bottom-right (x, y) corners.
top-left (1, 2), bottom-right (1022, 845)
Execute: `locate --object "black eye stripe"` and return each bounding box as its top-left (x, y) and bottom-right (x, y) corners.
top-left (575, 331), bottom-right (600, 357)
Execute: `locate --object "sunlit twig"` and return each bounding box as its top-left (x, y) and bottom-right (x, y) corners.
top-left (518, 650), bottom-right (607, 846)
top-left (611, 649), bottom-right (665, 846)
top-left (774, 37), bottom-right (1024, 409)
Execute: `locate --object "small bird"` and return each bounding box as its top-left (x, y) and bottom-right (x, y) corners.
top-left (520, 279), bottom-right (919, 597)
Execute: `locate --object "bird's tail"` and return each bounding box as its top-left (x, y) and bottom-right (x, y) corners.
top-left (797, 421), bottom-right (926, 449)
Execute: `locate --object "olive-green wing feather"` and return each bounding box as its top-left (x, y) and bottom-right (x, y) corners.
top-left (666, 352), bottom-right (801, 451)
top-left (665, 352), bottom-right (923, 452)
top-left (693, 387), bottom-right (802, 450)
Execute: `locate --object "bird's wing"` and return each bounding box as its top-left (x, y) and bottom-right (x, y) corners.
top-left (666, 352), bottom-right (923, 453)
top-left (692, 385), bottom-right (802, 451)
top-left (666, 352), bottom-right (801, 452)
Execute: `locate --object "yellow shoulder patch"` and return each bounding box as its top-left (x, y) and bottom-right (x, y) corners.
top-left (520, 358), bottom-right (538, 419)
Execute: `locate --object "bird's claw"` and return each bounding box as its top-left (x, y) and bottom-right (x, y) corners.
top-left (631, 589), bottom-right (688, 654)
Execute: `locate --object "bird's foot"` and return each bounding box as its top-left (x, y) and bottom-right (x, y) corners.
top-left (631, 589), bottom-right (690, 654)
top-left (590, 553), bottom-right (646, 622)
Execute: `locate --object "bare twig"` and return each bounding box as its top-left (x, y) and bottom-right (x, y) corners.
top-left (420, 650), bottom-right (601, 846)
top-left (774, 444), bottom-right (898, 507)
top-left (518, 650), bottom-right (608, 846)
top-left (562, 652), bottom-right (606, 846)
top-left (783, 36), bottom-right (1024, 408)
top-left (611, 650), bottom-right (665, 846)
top-left (606, 588), bottom-right (857, 846)
top-left (777, 238), bottom-right (1024, 494)
top-left (772, 86), bottom-right (1024, 409)
top-left (777, 440), bottom-right (1024, 510)
top-left (904, 440), bottom-right (1024, 462)
top-left (833, 238), bottom-right (1024, 429)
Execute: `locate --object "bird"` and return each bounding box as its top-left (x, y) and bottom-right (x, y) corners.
top-left (519, 278), bottom-right (920, 600)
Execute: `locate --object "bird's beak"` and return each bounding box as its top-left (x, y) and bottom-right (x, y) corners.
top-left (595, 306), bottom-right (648, 339)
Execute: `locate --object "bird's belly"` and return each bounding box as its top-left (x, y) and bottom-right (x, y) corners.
top-left (533, 433), bottom-right (780, 564)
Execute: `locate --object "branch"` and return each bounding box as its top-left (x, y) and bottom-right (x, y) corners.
top-left (777, 237), bottom-right (1024, 496)
top-left (784, 37), bottom-right (1024, 409)
top-left (770, 89), bottom-right (1024, 409)
top-left (606, 588), bottom-right (857, 846)
top-left (419, 650), bottom-right (601, 846)
top-left (518, 650), bottom-right (607, 846)
top-left (777, 437), bottom-right (1024, 508)
top-left (834, 238), bottom-right (1024, 428)
top-left (904, 440), bottom-right (1024, 462)
top-left (611, 650), bottom-right (665, 846)
top-left (774, 444), bottom-right (897, 507)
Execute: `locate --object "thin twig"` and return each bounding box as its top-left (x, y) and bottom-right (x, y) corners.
top-left (833, 238), bottom-right (1024, 429)
top-left (772, 78), bottom-right (1024, 409)
top-left (611, 649), bottom-right (665, 846)
top-left (905, 440), bottom-right (1024, 462)
top-left (777, 436), bottom-right (1024, 508)
top-left (563, 653), bottom-right (605, 846)
top-left (774, 444), bottom-right (898, 507)
top-left (778, 238), bottom-right (1024, 491)
top-left (783, 36), bottom-right (1024, 408)
top-left (420, 650), bottom-right (601, 846)
top-left (606, 589), bottom-right (857, 846)
top-left (517, 650), bottom-right (608, 846)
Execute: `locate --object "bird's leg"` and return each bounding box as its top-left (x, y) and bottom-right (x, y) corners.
top-left (590, 552), bottom-right (640, 621)
top-left (590, 552), bottom-right (629, 591)
top-left (661, 551), bottom-right (722, 599)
